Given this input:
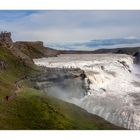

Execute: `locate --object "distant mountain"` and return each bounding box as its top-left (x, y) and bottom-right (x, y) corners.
top-left (48, 38), bottom-right (140, 50)
top-left (87, 38), bottom-right (140, 47)
top-left (92, 46), bottom-right (140, 56)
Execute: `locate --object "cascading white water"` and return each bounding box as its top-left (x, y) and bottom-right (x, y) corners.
top-left (33, 54), bottom-right (140, 129)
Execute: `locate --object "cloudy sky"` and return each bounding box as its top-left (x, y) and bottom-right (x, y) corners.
top-left (0, 10), bottom-right (140, 46)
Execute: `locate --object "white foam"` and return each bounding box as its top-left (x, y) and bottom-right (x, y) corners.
top-left (33, 54), bottom-right (140, 129)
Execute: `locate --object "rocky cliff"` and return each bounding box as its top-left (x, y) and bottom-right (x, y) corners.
top-left (0, 32), bottom-right (60, 67)
top-left (14, 41), bottom-right (60, 58)
top-left (0, 31), bottom-right (13, 48)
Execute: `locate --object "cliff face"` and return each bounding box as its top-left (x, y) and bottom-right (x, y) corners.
top-left (0, 31), bottom-right (59, 58)
top-left (0, 32), bottom-right (60, 67)
top-left (14, 41), bottom-right (60, 58)
top-left (31, 68), bottom-right (88, 100)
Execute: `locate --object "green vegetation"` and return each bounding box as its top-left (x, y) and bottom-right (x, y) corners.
top-left (0, 47), bottom-right (123, 130)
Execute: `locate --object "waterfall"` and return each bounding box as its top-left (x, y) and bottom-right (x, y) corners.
top-left (33, 54), bottom-right (140, 129)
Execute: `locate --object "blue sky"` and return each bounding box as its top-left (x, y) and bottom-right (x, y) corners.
top-left (0, 10), bottom-right (140, 46)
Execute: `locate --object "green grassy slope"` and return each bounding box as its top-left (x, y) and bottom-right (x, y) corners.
top-left (0, 47), bottom-right (123, 130)
top-left (0, 87), bottom-right (123, 130)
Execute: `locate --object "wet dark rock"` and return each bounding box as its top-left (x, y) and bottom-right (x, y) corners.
top-left (128, 69), bottom-right (131, 73)
top-left (85, 78), bottom-right (91, 91)
top-left (118, 60), bottom-right (128, 67)
top-left (100, 88), bottom-right (106, 92)
top-left (80, 71), bottom-right (87, 80)
top-left (133, 50), bottom-right (140, 64)
top-left (118, 60), bottom-right (132, 73)
top-left (101, 65), bottom-right (104, 70)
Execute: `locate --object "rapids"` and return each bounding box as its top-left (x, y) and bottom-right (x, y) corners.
top-left (33, 54), bottom-right (140, 129)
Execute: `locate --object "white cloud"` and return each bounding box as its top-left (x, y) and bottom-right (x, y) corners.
top-left (0, 10), bottom-right (140, 44)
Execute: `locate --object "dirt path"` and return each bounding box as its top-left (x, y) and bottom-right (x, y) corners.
top-left (2, 76), bottom-right (27, 103)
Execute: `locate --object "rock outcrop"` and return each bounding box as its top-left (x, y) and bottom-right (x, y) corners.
top-left (0, 31), bottom-right (13, 48)
top-left (14, 41), bottom-right (60, 58)
top-left (0, 31), bottom-right (60, 59)
top-left (31, 67), bottom-right (87, 99)
top-left (0, 31), bottom-right (60, 67)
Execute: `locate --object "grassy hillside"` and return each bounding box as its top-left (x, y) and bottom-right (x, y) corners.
top-left (0, 46), bottom-right (123, 130)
